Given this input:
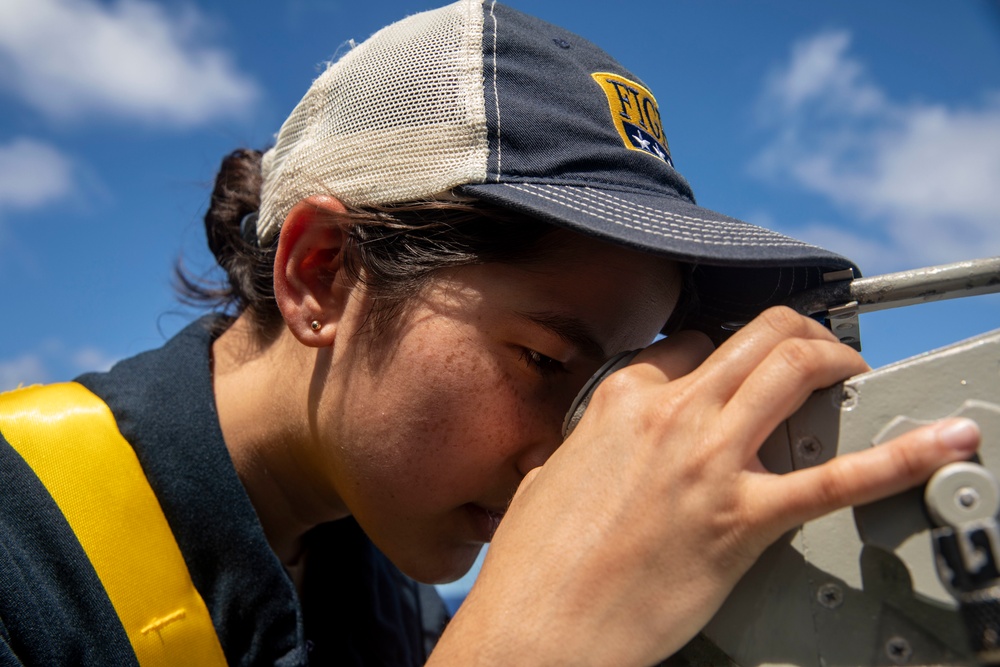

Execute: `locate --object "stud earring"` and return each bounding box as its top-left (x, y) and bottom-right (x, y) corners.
top-left (310, 320), bottom-right (321, 331)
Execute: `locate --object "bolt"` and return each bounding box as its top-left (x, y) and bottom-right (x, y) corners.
top-left (957, 486), bottom-right (980, 510)
top-left (885, 636), bottom-right (912, 664)
top-left (795, 436), bottom-right (823, 462)
top-left (816, 583), bottom-right (843, 609)
top-left (837, 386), bottom-right (859, 410)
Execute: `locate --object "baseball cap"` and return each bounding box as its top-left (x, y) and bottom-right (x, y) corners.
top-left (257, 0), bottom-right (859, 340)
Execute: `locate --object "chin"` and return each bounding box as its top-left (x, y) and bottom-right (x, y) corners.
top-left (396, 543), bottom-right (484, 585)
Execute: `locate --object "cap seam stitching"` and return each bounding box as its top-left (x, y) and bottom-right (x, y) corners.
top-left (505, 183), bottom-right (808, 247)
top-left (485, 174), bottom-right (693, 202)
top-left (504, 186), bottom-right (786, 248)
top-left (509, 184), bottom-right (811, 244)
top-left (488, 0), bottom-right (501, 182)
top-left (556, 185), bottom-right (809, 238)
top-left (566, 186), bottom-right (789, 236)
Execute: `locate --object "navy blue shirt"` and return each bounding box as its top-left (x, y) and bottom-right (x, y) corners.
top-left (0, 317), bottom-right (448, 665)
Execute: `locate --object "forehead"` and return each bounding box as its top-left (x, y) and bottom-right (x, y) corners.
top-left (443, 228), bottom-right (682, 349)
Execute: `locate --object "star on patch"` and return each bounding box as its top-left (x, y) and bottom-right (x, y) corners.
top-left (631, 129), bottom-right (651, 151)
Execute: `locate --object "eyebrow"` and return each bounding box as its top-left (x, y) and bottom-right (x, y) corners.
top-left (514, 310), bottom-right (608, 361)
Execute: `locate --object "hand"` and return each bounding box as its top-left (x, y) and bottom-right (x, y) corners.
top-left (430, 307), bottom-right (980, 666)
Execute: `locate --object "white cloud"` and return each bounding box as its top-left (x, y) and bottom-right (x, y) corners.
top-left (0, 342), bottom-right (119, 392)
top-left (72, 347), bottom-right (118, 373)
top-left (753, 30), bottom-right (1000, 272)
top-left (0, 0), bottom-right (258, 126)
top-left (0, 138), bottom-right (75, 210)
top-left (764, 30), bottom-right (885, 117)
top-left (0, 354), bottom-right (48, 391)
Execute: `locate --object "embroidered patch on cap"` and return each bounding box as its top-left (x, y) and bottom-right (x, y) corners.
top-left (591, 72), bottom-right (672, 166)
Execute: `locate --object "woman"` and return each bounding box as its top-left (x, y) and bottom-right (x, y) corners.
top-left (0, 1), bottom-right (979, 665)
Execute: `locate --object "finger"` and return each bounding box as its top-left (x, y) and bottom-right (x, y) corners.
top-left (629, 329), bottom-right (714, 384)
top-left (563, 331), bottom-right (712, 441)
top-left (752, 418), bottom-right (981, 535)
top-left (692, 307), bottom-right (843, 401)
top-left (723, 337), bottom-right (869, 450)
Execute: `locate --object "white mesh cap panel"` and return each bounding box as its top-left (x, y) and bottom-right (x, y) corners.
top-left (258, 0), bottom-right (489, 243)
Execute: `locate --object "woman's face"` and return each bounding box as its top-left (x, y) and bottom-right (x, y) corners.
top-left (317, 230), bottom-right (680, 583)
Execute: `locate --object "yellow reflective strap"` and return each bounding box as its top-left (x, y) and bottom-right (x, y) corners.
top-left (0, 383), bottom-right (227, 667)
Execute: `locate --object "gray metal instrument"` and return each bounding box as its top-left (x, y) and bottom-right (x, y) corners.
top-left (563, 256), bottom-right (1000, 666)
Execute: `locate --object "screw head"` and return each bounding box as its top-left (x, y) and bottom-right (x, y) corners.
top-left (837, 386), bottom-right (859, 410)
top-left (816, 582), bottom-right (843, 609)
top-left (956, 486), bottom-right (980, 510)
top-left (885, 636), bottom-right (912, 664)
top-left (795, 436), bottom-right (823, 462)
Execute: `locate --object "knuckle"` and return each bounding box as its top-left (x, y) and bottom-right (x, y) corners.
top-left (812, 464), bottom-right (852, 509)
top-left (584, 367), bottom-right (656, 428)
top-left (758, 306), bottom-right (812, 337)
top-left (757, 306), bottom-right (836, 343)
top-left (772, 337), bottom-right (820, 377)
top-left (667, 329), bottom-right (716, 360)
top-left (591, 365), bottom-right (643, 405)
top-left (590, 366), bottom-right (696, 439)
top-left (884, 438), bottom-right (927, 480)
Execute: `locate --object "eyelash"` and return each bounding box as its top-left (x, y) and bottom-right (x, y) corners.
top-left (519, 348), bottom-right (565, 376)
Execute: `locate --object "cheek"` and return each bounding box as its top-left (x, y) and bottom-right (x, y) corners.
top-left (406, 348), bottom-right (507, 454)
top-left (339, 335), bottom-right (537, 506)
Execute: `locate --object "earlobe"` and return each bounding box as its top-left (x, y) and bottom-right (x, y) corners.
top-left (273, 196), bottom-right (353, 347)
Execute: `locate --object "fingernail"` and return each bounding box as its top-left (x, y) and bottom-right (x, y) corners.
top-left (938, 418), bottom-right (981, 453)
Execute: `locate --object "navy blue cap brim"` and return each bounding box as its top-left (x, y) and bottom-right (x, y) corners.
top-left (460, 181), bottom-right (860, 340)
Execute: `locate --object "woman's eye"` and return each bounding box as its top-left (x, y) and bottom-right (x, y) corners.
top-left (519, 348), bottom-right (565, 376)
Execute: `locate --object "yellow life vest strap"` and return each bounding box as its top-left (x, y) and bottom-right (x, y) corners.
top-left (0, 382), bottom-right (228, 667)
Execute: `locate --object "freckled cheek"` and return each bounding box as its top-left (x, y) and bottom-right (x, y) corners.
top-left (364, 349), bottom-right (537, 500)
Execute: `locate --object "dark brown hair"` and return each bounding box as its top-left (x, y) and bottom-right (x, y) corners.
top-left (177, 148), bottom-right (558, 340)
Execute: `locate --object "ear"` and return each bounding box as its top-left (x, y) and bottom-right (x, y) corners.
top-left (273, 195), bottom-right (354, 347)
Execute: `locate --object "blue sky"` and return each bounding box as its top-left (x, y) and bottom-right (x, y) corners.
top-left (1, 0), bottom-right (998, 392)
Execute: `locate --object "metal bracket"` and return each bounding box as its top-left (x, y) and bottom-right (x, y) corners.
top-left (827, 300), bottom-right (861, 350)
top-left (925, 462), bottom-right (1000, 664)
top-left (786, 256), bottom-right (1000, 352)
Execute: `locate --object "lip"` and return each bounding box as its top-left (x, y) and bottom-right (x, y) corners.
top-left (464, 503), bottom-right (506, 542)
